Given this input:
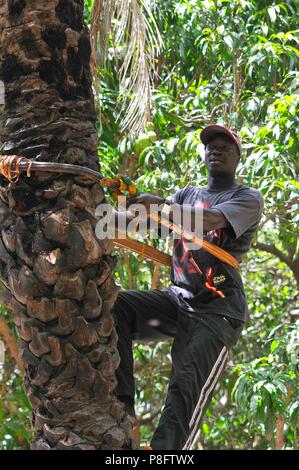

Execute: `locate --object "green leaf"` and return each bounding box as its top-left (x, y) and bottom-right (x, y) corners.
top-left (270, 340), bottom-right (278, 353)
top-left (223, 35), bottom-right (233, 49)
top-left (264, 383), bottom-right (277, 396)
top-left (250, 395), bottom-right (261, 415)
top-left (274, 381), bottom-right (288, 396)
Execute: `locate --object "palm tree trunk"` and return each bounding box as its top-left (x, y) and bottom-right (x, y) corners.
top-left (0, 0), bottom-right (132, 450)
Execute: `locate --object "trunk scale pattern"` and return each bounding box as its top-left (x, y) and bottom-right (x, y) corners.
top-left (0, 0), bottom-right (132, 449)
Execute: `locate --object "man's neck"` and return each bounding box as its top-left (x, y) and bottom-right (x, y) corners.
top-left (207, 174), bottom-right (236, 191)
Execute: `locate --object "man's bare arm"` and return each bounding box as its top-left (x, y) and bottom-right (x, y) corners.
top-left (127, 193), bottom-right (228, 233)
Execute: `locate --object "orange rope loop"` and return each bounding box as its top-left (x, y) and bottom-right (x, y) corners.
top-left (0, 155), bottom-right (31, 183)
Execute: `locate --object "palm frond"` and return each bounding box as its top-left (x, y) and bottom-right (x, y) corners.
top-left (90, 0), bottom-right (163, 136)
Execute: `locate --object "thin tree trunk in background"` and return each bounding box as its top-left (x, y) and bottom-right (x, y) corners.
top-left (0, 317), bottom-right (24, 372)
top-left (275, 416), bottom-right (285, 450)
top-left (123, 253), bottom-right (134, 290)
top-left (151, 262), bottom-right (161, 290)
top-left (275, 385), bottom-right (292, 450)
top-left (0, 0), bottom-right (132, 449)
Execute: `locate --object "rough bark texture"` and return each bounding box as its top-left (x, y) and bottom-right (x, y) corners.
top-left (0, 0), bottom-right (132, 449)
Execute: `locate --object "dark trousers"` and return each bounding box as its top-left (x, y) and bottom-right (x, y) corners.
top-left (112, 289), bottom-right (243, 450)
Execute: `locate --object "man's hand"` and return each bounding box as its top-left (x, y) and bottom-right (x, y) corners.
top-left (127, 192), bottom-right (165, 214)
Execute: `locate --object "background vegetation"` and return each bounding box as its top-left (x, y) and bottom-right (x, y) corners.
top-left (0, 0), bottom-right (298, 449)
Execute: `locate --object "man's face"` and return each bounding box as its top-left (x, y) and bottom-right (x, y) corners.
top-left (204, 134), bottom-right (240, 177)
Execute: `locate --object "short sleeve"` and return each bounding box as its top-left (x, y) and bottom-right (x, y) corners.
top-left (213, 189), bottom-right (264, 239)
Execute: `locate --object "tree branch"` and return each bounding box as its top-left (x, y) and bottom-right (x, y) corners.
top-left (151, 262), bottom-right (161, 290)
top-left (253, 242), bottom-right (291, 267)
top-left (139, 408), bottom-right (161, 425)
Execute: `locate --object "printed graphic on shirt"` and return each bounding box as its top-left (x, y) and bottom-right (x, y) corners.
top-left (172, 198), bottom-right (226, 299)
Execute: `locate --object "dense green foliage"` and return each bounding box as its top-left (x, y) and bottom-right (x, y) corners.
top-left (0, 0), bottom-right (298, 449)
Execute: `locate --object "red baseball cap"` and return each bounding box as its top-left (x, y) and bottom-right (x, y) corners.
top-left (200, 124), bottom-right (242, 156)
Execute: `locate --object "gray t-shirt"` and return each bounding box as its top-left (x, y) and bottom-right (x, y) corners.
top-left (163, 182), bottom-right (264, 322)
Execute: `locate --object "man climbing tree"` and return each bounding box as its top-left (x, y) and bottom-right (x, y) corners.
top-left (113, 124), bottom-right (264, 450)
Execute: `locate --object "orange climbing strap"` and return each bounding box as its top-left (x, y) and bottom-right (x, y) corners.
top-left (113, 231), bottom-right (172, 266)
top-left (150, 213), bottom-right (239, 270)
